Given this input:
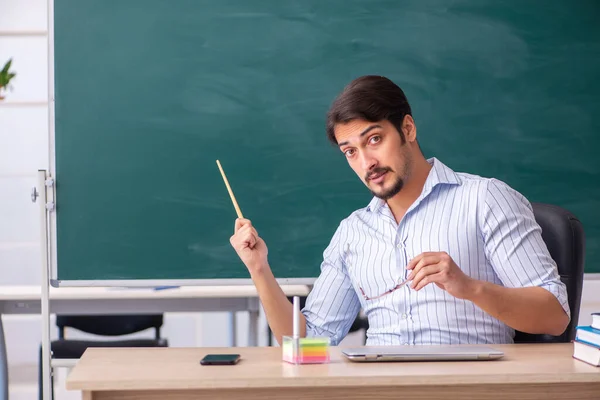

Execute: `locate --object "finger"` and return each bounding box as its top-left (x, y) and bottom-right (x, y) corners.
top-left (407, 252), bottom-right (442, 270)
top-left (410, 264), bottom-right (442, 289)
top-left (407, 255), bottom-right (439, 279)
top-left (234, 218), bottom-right (252, 233)
top-left (236, 224), bottom-right (251, 238)
top-left (237, 226), bottom-right (257, 248)
top-left (249, 226), bottom-right (262, 246)
top-left (414, 272), bottom-right (444, 291)
top-left (406, 253), bottom-right (424, 271)
top-left (232, 225), bottom-right (255, 247)
top-left (246, 232), bottom-right (257, 249)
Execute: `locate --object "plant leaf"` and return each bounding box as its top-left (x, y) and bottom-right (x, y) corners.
top-left (1, 59), bottom-right (12, 74)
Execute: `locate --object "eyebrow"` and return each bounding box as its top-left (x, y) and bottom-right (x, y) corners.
top-left (337, 124), bottom-right (382, 147)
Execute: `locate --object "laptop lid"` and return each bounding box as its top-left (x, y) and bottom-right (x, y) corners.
top-left (342, 345), bottom-right (504, 362)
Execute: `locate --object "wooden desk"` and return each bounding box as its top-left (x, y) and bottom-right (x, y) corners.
top-left (67, 343), bottom-right (600, 400)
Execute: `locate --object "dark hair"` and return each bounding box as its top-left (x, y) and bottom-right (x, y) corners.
top-left (326, 75), bottom-right (412, 145)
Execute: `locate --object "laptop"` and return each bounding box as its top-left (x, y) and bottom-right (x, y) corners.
top-left (342, 345), bottom-right (504, 362)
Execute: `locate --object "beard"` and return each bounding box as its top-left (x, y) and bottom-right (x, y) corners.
top-left (366, 151), bottom-right (412, 200)
top-left (370, 173), bottom-right (404, 200)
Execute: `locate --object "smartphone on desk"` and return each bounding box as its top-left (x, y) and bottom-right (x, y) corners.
top-left (200, 354), bottom-right (241, 365)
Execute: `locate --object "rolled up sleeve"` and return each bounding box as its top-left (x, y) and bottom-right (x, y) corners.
top-left (480, 178), bottom-right (570, 319)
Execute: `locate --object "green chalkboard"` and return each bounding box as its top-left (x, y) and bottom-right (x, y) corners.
top-left (53, 0), bottom-right (600, 282)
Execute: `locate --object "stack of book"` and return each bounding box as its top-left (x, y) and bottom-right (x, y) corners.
top-left (573, 312), bottom-right (600, 366)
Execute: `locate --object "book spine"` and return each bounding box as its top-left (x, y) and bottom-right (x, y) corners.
top-left (574, 338), bottom-right (600, 349)
top-left (572, 355), bottom-right (600, 367)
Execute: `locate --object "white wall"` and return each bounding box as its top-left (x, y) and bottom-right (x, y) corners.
top-left (0, 1), bottom-right (598, 400)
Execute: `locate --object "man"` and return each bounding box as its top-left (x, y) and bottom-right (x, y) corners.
top-left (230, 75), bottom-right (570, 346)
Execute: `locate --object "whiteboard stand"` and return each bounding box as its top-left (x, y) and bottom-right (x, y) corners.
top-left (36, 169), bottom-right (54, 400)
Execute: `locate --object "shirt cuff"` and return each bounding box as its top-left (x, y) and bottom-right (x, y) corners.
top-left (540, 282), bottom-right (571, 319)
top-left (303, 313), bottom-right (341, 346)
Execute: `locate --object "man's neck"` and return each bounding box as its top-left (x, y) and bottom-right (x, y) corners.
top-left (386, 157), bottom-right (432, 224)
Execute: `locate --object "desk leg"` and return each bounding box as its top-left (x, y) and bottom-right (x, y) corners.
top-left (229, 313), bottom-right (237, 347)
top-left (247, 298), bottom-right (260, 347)
top-left (248, 310), bottom-right (259, 346)
top-left (0, 316), bottom-right (8, 400)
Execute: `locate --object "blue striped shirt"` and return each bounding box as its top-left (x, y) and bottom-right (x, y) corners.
top-left (302, 157), bottom-right (570, 346)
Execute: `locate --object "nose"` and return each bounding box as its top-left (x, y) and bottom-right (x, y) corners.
top-left (359, 151), bottom-right (377, 173)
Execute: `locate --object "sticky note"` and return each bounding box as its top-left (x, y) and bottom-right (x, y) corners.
top-left (282, 336), bottom-right (330, 364)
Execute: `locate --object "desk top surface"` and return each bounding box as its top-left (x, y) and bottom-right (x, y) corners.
top-left (0, 285), bottom-right (310, 300)
top-left (66, 344), bottom-right (600, 391)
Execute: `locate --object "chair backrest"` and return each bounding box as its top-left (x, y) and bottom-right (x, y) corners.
top-left (513, 203), bottom-right (585, 343)
top-left (56, 314), bottom-right (164, 339)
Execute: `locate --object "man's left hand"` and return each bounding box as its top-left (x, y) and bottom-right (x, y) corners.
top-left (407, 252), bottom-right (479, 300)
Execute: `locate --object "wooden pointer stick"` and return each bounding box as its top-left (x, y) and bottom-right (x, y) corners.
top-left (216, 160), bottom-right (244, 219)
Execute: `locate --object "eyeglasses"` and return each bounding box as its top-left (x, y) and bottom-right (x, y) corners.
top-left (359, 277), bottom-right (410, 301)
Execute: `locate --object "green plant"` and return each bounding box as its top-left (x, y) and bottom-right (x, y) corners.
top-left (0, 59), bottom-right (17, 100)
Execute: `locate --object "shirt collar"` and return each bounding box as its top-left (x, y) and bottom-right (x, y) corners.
top-left (366, 157), bottom-right (461, 213)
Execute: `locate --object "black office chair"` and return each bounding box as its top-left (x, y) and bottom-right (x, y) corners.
top-left (513, 202), bottom-right (585, 343)
top-left (39, 314), bottom-right (168, 399)
top-left (350, 202), bottom-right (585, 345)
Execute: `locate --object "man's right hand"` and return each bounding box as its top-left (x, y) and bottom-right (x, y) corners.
top-left (230, 218), bottom-right (269, 276)
top-left (230, 218), bottom-right (305, 344)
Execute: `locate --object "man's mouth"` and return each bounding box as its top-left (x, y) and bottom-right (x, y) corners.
top-left (367, 169), bottom-right (389, 184)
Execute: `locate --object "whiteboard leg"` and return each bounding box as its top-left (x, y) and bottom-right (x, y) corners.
top-left (38, 170), bottom-right (52, 400)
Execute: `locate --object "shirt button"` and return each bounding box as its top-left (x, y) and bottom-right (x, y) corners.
top-left (401, 313), bottom-right (408, 319)
top-left (396, 243), bottom-right (404, 249)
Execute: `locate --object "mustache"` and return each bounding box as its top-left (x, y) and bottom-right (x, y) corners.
top-left (365, 167), bottom-right (392, 181)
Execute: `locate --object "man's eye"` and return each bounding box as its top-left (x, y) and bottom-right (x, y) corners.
top-left (369, 135), bottom-right (381, 144)
top-left (344, 149), bottom-right (356, 157)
